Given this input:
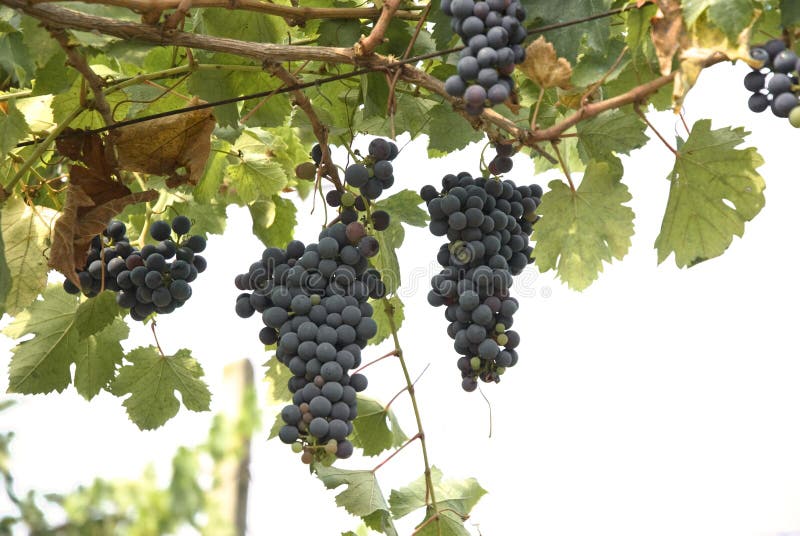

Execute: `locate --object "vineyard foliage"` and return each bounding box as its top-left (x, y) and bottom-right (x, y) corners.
top-left (0, 0), bottom-right (796, 533)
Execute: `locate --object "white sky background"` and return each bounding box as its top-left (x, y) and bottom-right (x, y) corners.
top-left (2, 61), bottom-right (800, 536)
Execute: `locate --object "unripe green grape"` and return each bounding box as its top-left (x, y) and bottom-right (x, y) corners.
top-left (291, 442), bottom-right (304, 453)
top-left (496, 333), bottom-right (509, 346)
top-left (341, 192), bottom-right (356, 207)
top-left (470, 357), bottom-right (482, 370)
top-left (325, 439), bottom-right (338, 454)
top-left (496, 367), bottom-right (506, 375)
top-left (495, 323), bottom-right (506, 334)
top-left (789, 106), bottom-right (800, 128)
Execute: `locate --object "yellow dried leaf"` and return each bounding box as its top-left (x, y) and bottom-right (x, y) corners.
top-left (519, 36), bottom-right (572, 90)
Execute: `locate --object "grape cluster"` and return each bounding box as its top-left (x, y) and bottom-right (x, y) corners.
top-left (745, 39), bottom-right (800, 125)
top-left (235, 138), bottom-right (401, 461)
top-left (420, 172), bottom-right (541, 391)
top-left (63, 216), bottom-right (207, 321)
top-left (442, 0), bottom-right (528, 115)
top-left (234, 224), bottom-right (387, 460)
top-left (325, 138), bottom-right (398, 232)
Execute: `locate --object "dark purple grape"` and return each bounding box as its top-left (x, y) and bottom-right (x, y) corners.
top-left (478, 68), bottom-right (499, 88)
top-left (768, 73), bottom-right (793, 94)
top-left (451, 0), bottom-right (475, 19)
top-left (764, 39), bottom-right (787, 60)
top-left (457, 56), bottom-right (480, 80)
top-left (445, 75), bottom-right (467, 97)
top-left (371, 210), bottom-right (390, 231)
top-left (368, 138), bottom-right (391, 160)
top-left (772, 92), bottom-right (798, 117)
top-left (464, 84), bottom-right (487, 105)
top-left (487, 83), bottom-right (509, 104)
top-left (461, 16), bottom-right (485, 39)
top-left (750, 47), bottom-right (769, 65)
top-left (773, 49), bottom-right (799, 73)
top-left (743, 70), bottom-right (765, 92)
top-left (344, 164), bottom-right (369, 188)
top-left (310, 144), bottom-right (323, 165)
top-left (486, 26), bottom-right (509, 49)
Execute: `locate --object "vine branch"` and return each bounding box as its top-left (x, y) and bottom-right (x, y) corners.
top-left (266, 63), bottom-right (343, 190)
top-left (355, 0), bottom-right (401, 56)
top-left (381, 297), bottom-right (441, 532)
top-left (27, 0), bottom-right (423, 23)
top-left (48, 28), bottom-right (115, 126)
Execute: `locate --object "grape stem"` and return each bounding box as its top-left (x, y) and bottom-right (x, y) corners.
top-left (551, 141), bottom-right (576, 193)
top-left (150, 321), bottom-right (165, 357)
top-left (385, 362), bottom-right (429, 412)
top-left (381, 296), bottom-right (442, 534)
top-left (634, 104), bottom-right (678, 156)
top-left (371, 432), bottom-right (421, 473)
top-left (353, 349), bottom-right (398, 374)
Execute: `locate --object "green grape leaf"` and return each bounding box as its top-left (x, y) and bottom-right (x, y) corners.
top-left (0, 31), bottom-right (34, 86)
top-left (533, 157), bottom-right (635, 290)
top-left (0, 196), bottom-right (54, 315)
top-left (171, 200), bottom-right (227, 238)
top-left (429, 0), bottom-right (456, 49)
top-left (355, 92), bottom-right (435, 141)
top-left (361, 72), bottom-right (389, 119)
top-left (426, 104), bottom-right (484, 157)
top-left (250, 194), bottom-right (298, 250)
top-left (525, 0), bottom-right (613, 63)
top-left (200, 9), bottom-right (286, 44)
top-left (110, 347), bottom-right (211, 430)
top-left (576, 109), bottom-right (648, 162)
top-left (73, 318), bottom-right (128, 400)
top-left (655, 120), bottom-right (765, 268)
top-left (0, 100), bottom-right (29, 156)
top-left (225, 159), bottom-right (288, 205)
top-left (318, 19), bottom-right (362, 47)
top-left (4, 287), bottom-right (81, 394)
top-left (263, 354), bottom-right (292, 406)
top-left (351, 396), bottom-right (408, 457)
top-left (781, 0), bottom-right (800, 26)
top-left (569, 38), bottom-right (629, 88)
top-left (683, 0), bottom-right (755, 40)
top-left (314, 464), bottom-right (396, 534)
top-left (389, 466), bottom-right (486, 535)
top-left (0, 211), bottom-right (9, 317)
top-left (32, 50), bottom-right (75, 96)
top-left (193, 142), bottom-right (230, 203)
top-left (370, 295), bottom-right (404, 346)
top-left (74, 290), bottom-right (120, 338)
top-left (375, 190), bottom-right (429, 228)
top-left (371, 217), bottom-right (404, 295)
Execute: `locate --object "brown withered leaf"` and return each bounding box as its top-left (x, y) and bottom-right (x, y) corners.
top-left (650, 0), bottom-right (686, 75)
top-left (111, 100), bottom-right (216, 188)
top-left (49, 132), bottom-right (159, 283)
top-left (519, 36), bottom-right (573, 90)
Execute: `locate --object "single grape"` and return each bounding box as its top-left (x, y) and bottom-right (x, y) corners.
top-left (172, 216), bottom-right (192, 236)
top-left (149, 220), bottom-right (171, 241)
top-left (295, 161), bottom-right (317, 181)
top-left (345, 164), bottom-right (370, 187)
top-left (743, 70), bottom-right (765, 92)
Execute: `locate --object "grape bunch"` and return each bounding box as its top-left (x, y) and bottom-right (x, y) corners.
top-left (63, 216), bottom-right (207, 321)
top-left (234, 225), bottom-right (386, 461)
top-left (420, 172), bottom-right (542, 391)
top-left (441, 0), bottom-right (528, 115)
top-left (325, 138), bottom-right (398, 233)
top-left (745, 39), bottom-right (800, 125)
top-left (234, 138), bottom-right (401, 462)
